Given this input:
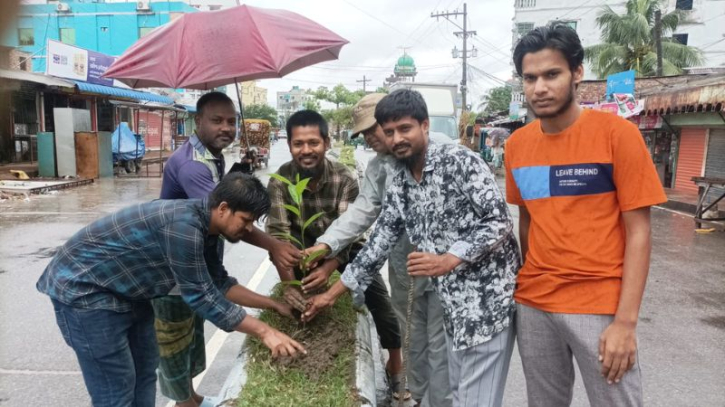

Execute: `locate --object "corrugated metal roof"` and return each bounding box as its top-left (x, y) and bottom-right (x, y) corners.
top-left (0, 69), bottom-right (75, 88)
top-left (74, 81), bottom-right (173, 104)
top-left (643, 74), bottom-right (725, 115)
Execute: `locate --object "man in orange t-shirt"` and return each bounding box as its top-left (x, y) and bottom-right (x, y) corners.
top-left (506, 24), bottom-right (666, 407)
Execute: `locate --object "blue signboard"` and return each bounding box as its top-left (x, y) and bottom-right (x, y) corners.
top-left (606, 70), bottom-right (635, 97)
top-left (87, 51), bottom-right (116, 86)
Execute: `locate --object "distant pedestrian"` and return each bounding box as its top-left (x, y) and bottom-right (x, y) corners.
top-left (506, 23), bottom-right (667, 407)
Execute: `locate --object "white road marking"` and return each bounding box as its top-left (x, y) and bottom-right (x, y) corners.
top-left (165, 257), bottom-right (272, 407)
top-left (0, 368), bottom-right (82, 375)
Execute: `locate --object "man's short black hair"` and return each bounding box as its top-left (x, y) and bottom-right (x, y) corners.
top-left (513, 23), bottom-right (584, 77)
top-left (196, 91), bottom-right (234, 116)
top-left (475, 117), bottom-right (485, 125)
top-left (209, 173), bottom-right (270, 220)
top-left (374, 89), bottom-right (428, 125)
top-left (285, 110), bottom-right (329, 143)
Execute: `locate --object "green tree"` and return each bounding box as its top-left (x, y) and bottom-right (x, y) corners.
top-left (243, 104), bottom-right (278, 127)
top-left (585, 0), bottom-right (703, 78)
top-left (302, 99), bottom-right (321, 112)
top-left (374, 86), bottom-right (389, 94)
top-left (312, 84), bottom-right (365, 137)
top-left (479, 86), bottom-right (512, 115)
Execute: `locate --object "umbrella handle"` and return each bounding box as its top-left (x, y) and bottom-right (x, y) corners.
top-left (235, 80), bottom-right (251, 150)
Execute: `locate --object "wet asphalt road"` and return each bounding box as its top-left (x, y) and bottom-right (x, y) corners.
top-left (0, 141), bottom-right (723, 406)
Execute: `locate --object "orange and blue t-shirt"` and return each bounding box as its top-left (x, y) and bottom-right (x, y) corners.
top-left (505, 110), bottom-right (667, 315)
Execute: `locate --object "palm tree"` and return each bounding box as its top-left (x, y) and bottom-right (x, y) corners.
top-left (585, 0), bottom-right (703, 78)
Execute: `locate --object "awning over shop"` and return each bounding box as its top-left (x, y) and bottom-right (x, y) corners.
top-left (74, 81), bottom-right (173, 104)
top-left (642, 74), bottom-right (725, 115)
top-left (183, 105), bottom-right (197, 113)
top-left (109, 100), bottom-right (186, 112)
top-left (0, 69), bottom-right (75, 88)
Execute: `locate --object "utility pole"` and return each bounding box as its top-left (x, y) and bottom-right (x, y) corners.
top-left (654, 9), bottom-right (663, 76)
top-left (357, 75), bottom-right (371, 92)
top-left (432, 2), bottom-right (477, 112)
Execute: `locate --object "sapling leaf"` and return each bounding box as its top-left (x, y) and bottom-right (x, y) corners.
top-left (281, 280), bottom-right (303, 286)
top-left (269, 173), bottom-right (294, 187)
top-left (304, 249), bottom-right (328, 266)
top-left (296, 177), bottom-right (311, 198)
top-left (288, 184), bottom-right (301, 205)
top-left (283, 204), bottom-right (301, 217)
top-left (271, 233), bottom-right (303, 248)
top-left (302, 212), bottom-right (324, 231)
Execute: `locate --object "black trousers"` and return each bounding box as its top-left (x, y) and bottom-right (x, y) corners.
top-left (361, 271), bottom-right (402, 350)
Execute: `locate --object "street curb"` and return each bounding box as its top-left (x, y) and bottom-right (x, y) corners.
top-left (356, 311), bottom-right (377, 407)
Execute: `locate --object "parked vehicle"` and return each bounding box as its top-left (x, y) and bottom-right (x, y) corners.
top-left (389, 82), bottom-right (459, 140)
top-left (112, 122), bottom-right (145, 174)
top-left (241, 119), bottom-right (271, 168)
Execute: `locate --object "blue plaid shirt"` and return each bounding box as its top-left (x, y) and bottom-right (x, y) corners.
top-left (36, 199), bottom-right (246, 332)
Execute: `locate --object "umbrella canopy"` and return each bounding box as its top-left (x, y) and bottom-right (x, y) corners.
top-left (486, 127), bottom-right (511, 146)
top-left (103, 5), bottom-right (348, 89)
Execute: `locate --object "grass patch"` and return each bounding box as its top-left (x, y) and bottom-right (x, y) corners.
top-left (238, 274), bottom-right (361, 407)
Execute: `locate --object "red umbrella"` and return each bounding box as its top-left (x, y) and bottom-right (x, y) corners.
top-left (103, 5), bottom-right (348, 90)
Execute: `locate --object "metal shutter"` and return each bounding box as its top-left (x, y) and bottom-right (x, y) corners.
top-left (704, 129), bottom-right (725, 203)
top-left (674, 128), bottom-right (707, 193)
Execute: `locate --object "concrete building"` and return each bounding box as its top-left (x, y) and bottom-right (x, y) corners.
top-left (276, 85), bottom-right (311, 119)
top-left (239, 81), bottom-right (268, 106)
top-left (6, 1), bottom-right (198, 73)
top-left (512, 0), bottom-right (725, 79)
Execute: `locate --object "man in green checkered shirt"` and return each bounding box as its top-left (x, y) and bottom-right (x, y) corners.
top-left (266, 110), bottom-right (405, 389)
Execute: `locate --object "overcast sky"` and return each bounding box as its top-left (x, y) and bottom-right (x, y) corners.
top-left (229, 0), bottom-right (516, 107)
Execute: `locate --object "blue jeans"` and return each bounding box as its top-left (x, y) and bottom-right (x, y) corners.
top-left (52, 299), bottom-right (159, 407)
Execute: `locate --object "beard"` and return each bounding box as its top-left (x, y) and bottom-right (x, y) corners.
top-left (299, 166), bottom-right (321, 179)
top-left (400, 151), bottom-right (424, 169)
top-left (297, 157), bottom-right (323, 179)
top-left (533, 85), bottom-right (576, 119)
top-left (393, 143), bottom-right (424, 169)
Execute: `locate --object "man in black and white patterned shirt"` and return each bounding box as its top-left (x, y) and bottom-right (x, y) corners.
top-left (304, 89), bottom-right (522, 407)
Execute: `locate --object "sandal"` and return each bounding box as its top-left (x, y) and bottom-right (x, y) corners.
top-left (386, 370), bottom-right (412, 401)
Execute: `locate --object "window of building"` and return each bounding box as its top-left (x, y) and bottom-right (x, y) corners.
top-left (515, 0), bottom-right (536, 8)
top-left (60, 28), bottom-right (76, 45)
top-left (516, 22), bottom-right (535, 38)
top-left (139, 27), bottom-right (154, 38)
top-left (676, 0), bottom-right (693, 10)
top-left (673, 33), bottom-right (689, 45)
top-left (562, 20), bottom-right (577, 31)
top-left (18, 28), bottom-right (34, 46)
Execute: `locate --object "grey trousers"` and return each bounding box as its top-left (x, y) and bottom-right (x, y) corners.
top-left (516, 303), bottom-right (643, 407)
top-left (446, 324), bottom-right (515, 407)
top-left (388, 236), bottom-right (452, 407)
